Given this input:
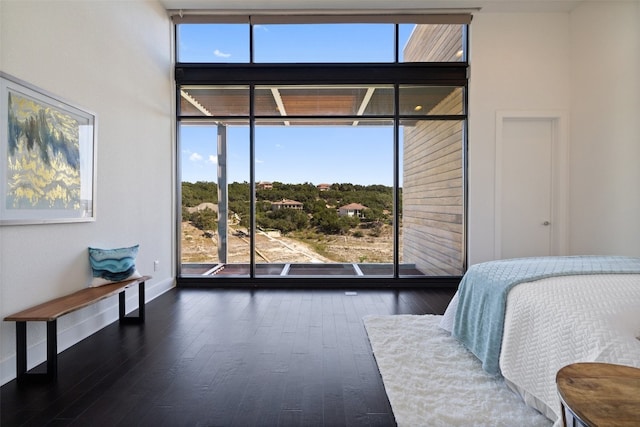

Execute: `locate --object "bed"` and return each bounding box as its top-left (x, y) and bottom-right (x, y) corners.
top-left (439, 255), bottom-right (640, 425)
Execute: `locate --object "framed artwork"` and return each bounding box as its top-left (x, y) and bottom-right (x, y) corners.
top-left (0, 72), bottom-right (96, 225)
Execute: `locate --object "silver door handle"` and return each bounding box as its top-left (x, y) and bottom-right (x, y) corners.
top-left (542, 221), bottom-right (550, 226)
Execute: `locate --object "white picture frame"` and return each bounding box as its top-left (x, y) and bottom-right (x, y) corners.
top-left (0, 72), bottom-right (97, 225)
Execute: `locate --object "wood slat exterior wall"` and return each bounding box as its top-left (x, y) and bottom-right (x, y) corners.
top-left (402, 89), bottom-right (464, 275)
top-left (403, 24), bottom-right (463, 62)
top-left (402, 25), bottom-right (464, 275)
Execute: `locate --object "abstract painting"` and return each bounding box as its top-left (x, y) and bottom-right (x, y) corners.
top-left (1, 73), bottom-right (96, 225)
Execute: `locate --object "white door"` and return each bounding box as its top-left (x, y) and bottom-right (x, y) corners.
top-left (498, 117), bottom-right (554, 259)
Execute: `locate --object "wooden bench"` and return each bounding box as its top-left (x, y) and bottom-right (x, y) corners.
top-left (4, 275), bottom-right (150, 382)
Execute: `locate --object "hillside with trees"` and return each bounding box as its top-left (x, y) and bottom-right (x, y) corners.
top-left (182, 181), bottom-right (400, 237)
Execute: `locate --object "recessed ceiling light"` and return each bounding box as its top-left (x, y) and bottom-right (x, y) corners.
top-left (414, 105), bottom-right (423, 111)
top-left (455, 50), bottom-right (464, 58)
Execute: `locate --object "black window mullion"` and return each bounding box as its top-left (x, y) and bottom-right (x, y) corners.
top-left (175, 63), bottom-right (468, 86)
top-left (249, 20), bottom-right (254, 64)
top-left (179, 114), bottom-right (467, 121)
top-left (249, 84), bottom-right (256, 278)
top-left (394, 24), bottom-right (399, 63)
top-left (393, 83), bottom-right (400, 279)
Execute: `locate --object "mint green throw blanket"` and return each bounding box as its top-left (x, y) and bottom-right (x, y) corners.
top-left (452, 255), bottom-right (640, 375)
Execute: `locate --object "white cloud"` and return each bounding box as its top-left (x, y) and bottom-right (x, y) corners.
top-left (256, 159), bottom-right (264, 164)
top-left (275, 144), bottom-right (284, 150)
top-left (214, 49), bottom-right (231, 58)
top-left (189, 152), bottom-right (203, 162)
top-left (207, 155), bottom-right (217, 164)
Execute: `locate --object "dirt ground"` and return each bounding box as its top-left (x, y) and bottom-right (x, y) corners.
top-left (181, 222), bottom-right (396, 264)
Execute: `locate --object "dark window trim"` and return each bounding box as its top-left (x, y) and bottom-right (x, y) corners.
top-left (176, 63), bottom-right (468, 86)
top-left (177, 275), bottom-right (462, 289)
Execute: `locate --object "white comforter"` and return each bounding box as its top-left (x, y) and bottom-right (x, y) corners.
top-left (500, 274), bottom-right (640, 422)
top-left (442, 273), bottom-right (640, 423)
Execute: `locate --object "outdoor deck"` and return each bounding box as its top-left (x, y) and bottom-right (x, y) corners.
top-left (181, 263), bottom-right (427, 277)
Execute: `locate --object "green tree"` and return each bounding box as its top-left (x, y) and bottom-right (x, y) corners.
top-left (312, 207), bottom-right (342, 234)
top-left (258, 207), bottom-right (309, 234)
top-left (188, 208), bottom-right (217, 231)
top-left (182, 181), bottom-right (218, 206)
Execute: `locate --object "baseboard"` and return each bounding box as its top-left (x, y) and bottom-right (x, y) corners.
top-left (0, 277), bottom-right (175, 386)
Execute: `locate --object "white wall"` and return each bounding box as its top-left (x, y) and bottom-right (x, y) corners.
top-left (467, 2), bottom-right (640, 264)
top-left (0, 0), bottom-right (174, 385)
top-left (468, 12), bottom-right (572, 264)
top-left (569, 1), bottom-right (640, 256)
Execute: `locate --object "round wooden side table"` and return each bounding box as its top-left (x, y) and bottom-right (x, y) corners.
top-left (556, 362), bottom-right (640, 427)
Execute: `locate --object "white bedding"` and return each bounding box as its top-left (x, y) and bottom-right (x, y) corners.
top-left (500, 274), bottom-right (640, 421)
top-left (442, 273), bottom-right (640, 423)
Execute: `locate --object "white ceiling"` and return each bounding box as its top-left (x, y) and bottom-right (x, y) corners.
top-left (159, 0), bottom-right (585, 14)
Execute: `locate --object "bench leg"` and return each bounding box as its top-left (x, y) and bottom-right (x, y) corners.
top-left (119, 280), bottom-right (145, 324)
top-left (138, 281), bottom-right (145, 320)
top-left (47, 320), bottom-right (57, 379)
top-left (16, 322), bottom-right (27, 381)
top-left (15, 320), bottom-right (57, 382)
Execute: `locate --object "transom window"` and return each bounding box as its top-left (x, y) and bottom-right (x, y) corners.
top-left (176, 16), bottom-right (468, 63)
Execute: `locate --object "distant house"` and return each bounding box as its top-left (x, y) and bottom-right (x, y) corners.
top-left (257, 181), bottom-right (273, 190)
top-left (338, 203), bottom-right (367, 218)
top-left (317, 183), bottom-right (331, 192)
top-left (271, 199), bottom-right (304, 211)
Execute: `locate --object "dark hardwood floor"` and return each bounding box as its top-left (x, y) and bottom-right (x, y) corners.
top-left (1, 287), bottom-right (456, 427)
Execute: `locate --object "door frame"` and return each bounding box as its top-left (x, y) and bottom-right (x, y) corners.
top-left (494, 110), bottom-right (569, 259)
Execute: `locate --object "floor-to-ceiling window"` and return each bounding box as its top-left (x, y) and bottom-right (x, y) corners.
top-left (174, 14), bottom-right (469, 286)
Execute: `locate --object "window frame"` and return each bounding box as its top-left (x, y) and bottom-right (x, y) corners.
top-left (175, 20), bottom-right (469, 288)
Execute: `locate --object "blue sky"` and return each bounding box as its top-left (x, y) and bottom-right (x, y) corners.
top-left (178, 23), bottom-right (415, 63)
top-left (180, 125), bottom-right (400, 186)
top-left (179, 23), bottom-right (414, 186)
